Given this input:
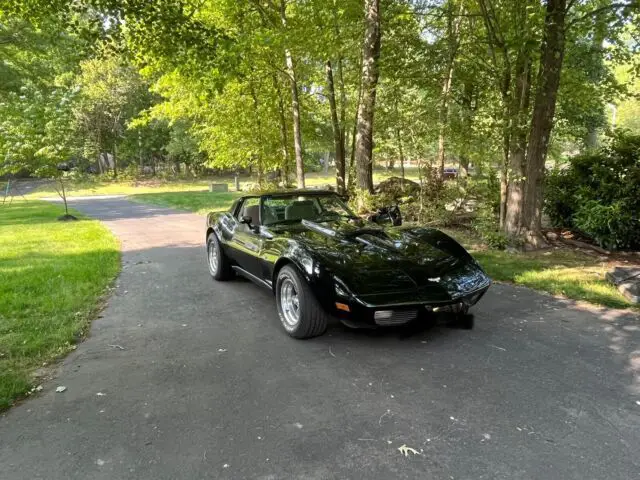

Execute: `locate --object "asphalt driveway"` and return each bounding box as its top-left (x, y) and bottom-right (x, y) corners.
top-left (1, 197), bottom-right (639, 480)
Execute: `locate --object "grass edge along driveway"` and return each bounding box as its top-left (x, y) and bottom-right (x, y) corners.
top-left (129, 190), bottom-right (638, 311)
top-left (0, 201), bottom-right (120, 410)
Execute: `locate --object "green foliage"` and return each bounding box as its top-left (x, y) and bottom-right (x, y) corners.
top-left (74, 53), bottom-right (153, 168)
top-left (573, 201), bottom-right (636, 251)
top-left (544, 132), bottom-right (640, 249)
top-left (544, 168), bottom-right (575, 227)
top-left (0, 201), bottom-right (119, 410)
top-left (2, 0), bottom-right (639, 215)
top-left (349, 189), bottom-right (377, 215)
top-left (402, 172), bottom-right (458, 226)
top-left (472, 205), bottom-right (509, 250)
top-left (118, 163), bottom-right (142, 181)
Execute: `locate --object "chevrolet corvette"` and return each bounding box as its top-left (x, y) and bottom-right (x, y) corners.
top-left (205, 190), bottom-right (490, 338)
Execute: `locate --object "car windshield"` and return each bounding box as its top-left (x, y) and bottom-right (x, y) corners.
top-left (261, 193), bottom-right (358, 226)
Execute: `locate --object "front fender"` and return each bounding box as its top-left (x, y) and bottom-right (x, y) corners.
top-left (271, 243), bottom-right (338, 312)
top-left (399, 226), bottom-right (475, 263)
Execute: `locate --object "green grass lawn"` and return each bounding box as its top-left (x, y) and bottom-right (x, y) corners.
top-left (27, 178), bottom-right (214, 198)
top-left (471, 249), bottom-right (634, 310)
top-left (129, 191), bottom-right (241, 215)
top-left (0, 201), bottom-right (120, 410)
top-left (26, 168), bottom-right (421, 199)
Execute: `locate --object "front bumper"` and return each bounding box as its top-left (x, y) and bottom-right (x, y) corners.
top-left (331, 282), bottom-right (490, 327)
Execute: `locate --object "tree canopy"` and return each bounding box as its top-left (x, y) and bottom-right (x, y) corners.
top-left (1, 0), bottom-right (638, 244)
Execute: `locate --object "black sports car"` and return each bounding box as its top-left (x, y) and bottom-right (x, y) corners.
top-left (205, 190), bottom-right (490, 338)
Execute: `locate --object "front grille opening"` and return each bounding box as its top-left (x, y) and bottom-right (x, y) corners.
top-left (374, 309), bottom-right (418, 326)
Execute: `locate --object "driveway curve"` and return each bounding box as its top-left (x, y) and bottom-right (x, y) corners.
top-left (1, 197), bottom-right (639, 480)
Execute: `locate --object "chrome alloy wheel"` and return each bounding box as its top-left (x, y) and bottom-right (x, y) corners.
top-left (208, 240), bottom-right (219, 275)
top-left (280, 278), bottom-right (300, 327)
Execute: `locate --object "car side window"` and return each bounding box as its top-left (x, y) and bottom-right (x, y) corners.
top-left (236, 198), bottom-right (261, 231)
top-left (235, 198), bottom-right (258, 219)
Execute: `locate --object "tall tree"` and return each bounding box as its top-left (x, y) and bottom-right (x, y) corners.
top-left (279, 0), bottom-right (306, 188)
top-left (435, 1), bottom-right (464, 179)
top-left (518, 0), bottom-right (567, 245)
top-left (326, 60), bottom-right (346, 193)
top-left (354, 0), bottom-right (381, 193)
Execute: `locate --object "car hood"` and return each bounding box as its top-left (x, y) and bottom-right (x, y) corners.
top-left (270, 219), bottom-right (487, 299)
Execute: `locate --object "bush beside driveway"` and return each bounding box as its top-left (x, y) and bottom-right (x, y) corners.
top-left (0, 201), bottom-right (120, 410)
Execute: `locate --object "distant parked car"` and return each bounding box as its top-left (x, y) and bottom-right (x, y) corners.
top-left (443, 167), bottom-right (458, 180)
top-left (56, 161), bottom-right (73, 171)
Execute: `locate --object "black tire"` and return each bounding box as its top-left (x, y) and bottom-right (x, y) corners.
top-left (449, 305), bottom-right (474, 330)
top-left (275, 265), bottom-right (328, 339)
top-left (207, 233), bottom-right (233, 281)
top-left (455, 313), bottom-right (474, 330)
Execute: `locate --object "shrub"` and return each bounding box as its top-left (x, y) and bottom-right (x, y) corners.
top-left (544, 131), bottom-right (640, 249)
top-left (349, 189), bottom-right (377, 215)
top-left (375, 176), bottom-right (420, 206)
top-left (544, 168), bottom-right (577, 227)
top-left (472, 204), bottom-right (509, 250)
top-left (573, 200), bottom-right (636, 250)
top-left (119, 164), bottom-right (142, 181)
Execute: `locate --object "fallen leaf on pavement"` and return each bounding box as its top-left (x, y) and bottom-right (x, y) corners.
top-left (398, 444), bottom-right (421, 457)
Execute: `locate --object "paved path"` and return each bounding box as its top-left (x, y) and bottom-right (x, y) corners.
top-left (1, 197), bottom-right (639, 480)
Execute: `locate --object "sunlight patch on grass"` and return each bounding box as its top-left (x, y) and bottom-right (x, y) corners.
top-left (28, 179), bottom-right (213, 198)
top-left (472, 248), bottom-right (634, 310)
top-left (27, 167), bottom-right (422, 199)
top-left (0, 201), bottom-right (120, 410)
top-left (128, 191), bottom-right (240, 215)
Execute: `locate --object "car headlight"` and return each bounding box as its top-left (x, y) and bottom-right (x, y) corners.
top-left (334, 279), bottom-right (350, 298)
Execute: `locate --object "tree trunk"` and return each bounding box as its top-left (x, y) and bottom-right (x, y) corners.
top-left (60, 178), bottom-right (68, 215)
top-left (336, 56), bottom-right (347, 150)
top-left (96, 128), bottom-right (104, 174)
top-left (584, 25), bottom-right (605, 149)
top-left (395, 126), bottom-right (405, 187)
top-left (436, 2), bottom-right (463, 180)
top-left (348, 125), bottom-right (356, 191)
top-left (354, 0), bottom-right (381, 193)
top-left (257, 160), bottom-right (264, 185)
top-left (348, 68), bottom-right (363, 192)
top-left (138, 130), bottom-right (143, 168)
top-left (503, 50), bottom-right (532, 235)
top-left (499, 167), bottom-right (508, 227)
top-left (458, 79), bottom-right (474, 182)
top-left (326, 60), bottom-right (346, 194)
top-left (393, 99), bottom-right (405, 186)
top-left (113, 143), bottom-right (118, 180)
top-left (521, 0), bottom-right (566, 246)
top-left (280, 1), bottom-right (304, 188)
top-left (332, 3), bottom-right (348, 192)
top-left (250, 82), bottom-right (264, 186)
top-left (274, 74), bottom-right (291, 186)
top-left (498, 68), bottom-right (511, 228)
